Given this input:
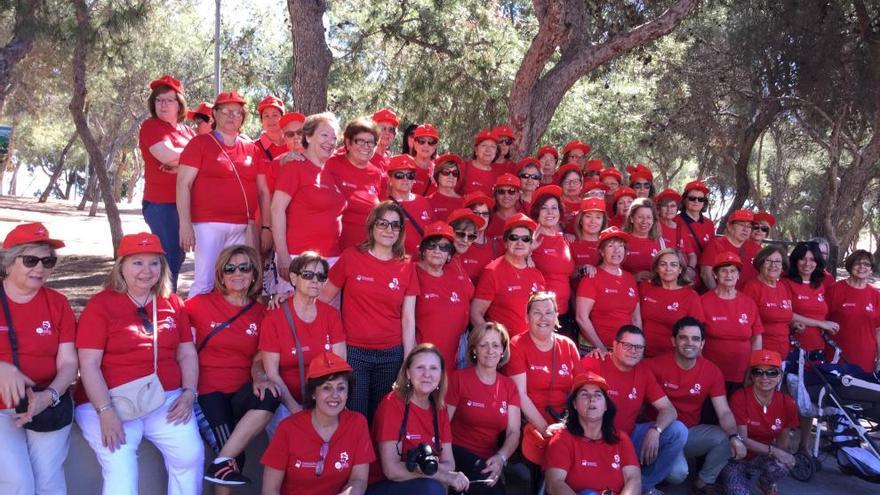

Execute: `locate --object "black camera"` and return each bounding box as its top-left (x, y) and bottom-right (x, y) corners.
top-left (405, 443), bottom-right (439, 476)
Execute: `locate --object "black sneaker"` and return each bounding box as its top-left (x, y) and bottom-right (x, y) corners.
top-left (204, 458), bottom-right (251, 486)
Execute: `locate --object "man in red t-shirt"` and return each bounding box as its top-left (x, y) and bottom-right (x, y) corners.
top-left (646, 316), bottom-right (747, 492)
top-left (581, 325), bottom-right (687, 494)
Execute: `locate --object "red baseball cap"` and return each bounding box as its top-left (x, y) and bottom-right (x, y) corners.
top-left (562, 140), bottom-right (591, 156)
top-left (599, 227), bottom-right (631, 245)
top-left (463, 191), bottom-right (495, 210)
top-left (3, 222), bottom-right (65, 249)
top-left (494, 173), bottom-right (522, 190)
top-left (754, 211), bottom-right (776, 227)
top-left (536, 145), bottom-right (558, 160)
top-left (654, 188), bottom-right (682, 205)
top-left (413, 123), bottom-right (439, 140)
top-left (612, 186), bottom-right (637, 204)
top-left (422, 222), bottom-right (456, 243)
top-left (554, 163), bottom-right (582, 184)
top-left (582, 180), bottom-right (609, 193)
top-left (712, 251), bottom-right (742, 270)
top-left (578, 197), bottom-right (607, 214)
top-left (447, 208), bottom-right (487, 230)
top-left (279, 112), bottom-right (306, 129)
top-left (436, 153), bottom-right (464, 169)
top-left (117, 232), bottom-right (165, 257)
top-left (584, 159), bottom-right (604, 173)
top-left (683, 179), bottom-right (710, 196)
top-left (570, 371), bottom-right (608, 393)
top-left (626, 163), bottom-right (654, 183)
top-left (503, 213), bottom-right (537, 233)
top-left (371, 108), bottom-right (399, 127)
top-left (474, 129), bottom-right (497, 146)
top-left (749, 349), bottom-right (782, 369)
top-left (257, 95), bottom-right (284, 114)
top-left (727, 209), bottom-right (755, 224)
top-left (532, 185), bottom-right (562, 205)
top-left (600, 168), bottom-right (623, 183)
top-left (214, 91), bottom-right (247, 107)
top-left (186, 101), bottom-right (213, 121)
top-left (149, 75), bottom-right (183, 94)
top-left (307, 351), bottom-right (353, 380)
top-left (492, 125), bottom-right (515, 140)
top-left (387, 154), bottom-right (418, 172)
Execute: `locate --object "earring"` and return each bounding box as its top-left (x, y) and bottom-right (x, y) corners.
top-left (472, 352), bottom-right (477, 360)
top-left (406, 379), bottom-right (412, 389)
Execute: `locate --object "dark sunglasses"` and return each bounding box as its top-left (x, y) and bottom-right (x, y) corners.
top-left (315, 441), bottom-right (330, 477)
top-left (423, 241), bottom-right (455, 253)
top-left (375, 219), bottom-right (403, 231)
top-left (686, 196), bottom-right (708, 203)
top-left (297, 270), bottom-right (328, 282)
top-left (416, 138), bottom-right (437, 146)
top-left (222, 262), bottom-right (254, 274)
top-left (454, 231), bottom-right (478, 242)
top-left (135, 306), bottom-right (154, 335)
top-left (750, 368), bottom-right (781, 378)
top-left (392, 171), bottom-right (416, 180)
top-left (752, 225), bottom-right (770, 233)
top-left (17, 255), bottom-right (58, 269)
top-left (438, 169), bottom-right (459, 177)
top-left (498, 138), bottom-right (513, 145)
top-left (495, 188), bottom-right (519, 196)
top-left (519, 173), bottom-right (542, 181)
top-left (506, 234), bottom-right (532, 243)
top-left (632, 182), bottom-right (651, 190)
top-left (283, 130), bottom-right (303, 139)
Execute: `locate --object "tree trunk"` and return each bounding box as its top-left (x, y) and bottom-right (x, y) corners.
top-left (77, 165), bottom-right (95, 210)
top-left (287, 0), bottom-right (333, 114)
top-left (7, 154), bottom-right (21, 196)
top-left (39, 132), bottom-right (78, 202)
top-left (69, 0), bottom-right (123, 253)
top-left (0, 1), bottom-right (38, 114)
top-left (508, 0), bottom-right (701, 156)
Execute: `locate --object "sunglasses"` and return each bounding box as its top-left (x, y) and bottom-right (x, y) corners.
top-left (392, 171), bottom-right (416, 180)
top-left (135, 306), bottom-right (154, 335)
top-left (752, 225), bottom-right (770, 233)
top-left (283, 130), bottom-right (303, 139)
top-left (686, 196), bottom-right (708, 203)
top-left (519, 173), bottom-right (542, 181)
top-left (438, 169), bottom-right (460, 177)
top-left (495, 188), bottom-right (519, 196)
top-left (315, 441), bottom-right (330, 477)
top-left (454, 231), bottom-right (478, 242)
top-left (17, 255), bottom-right (58, 269)
top-left (297, 270), bottom-right (328, 282)
top-left (632, 182), bottom-right (651, 190)
top-left (498, 138), bottom-right (513, 145)
top-left (423, 241), bottom-right (455, 253)
top-left (375, 219), bottom-right (403, 231)
top-left (416, 138), bottom-right (437, 146)
top-left (222, 262), bottom-right (254, 274)
top-left (506, 234), bottom-right (532, 243)
top-left (750, 368), bottom-right (781, 378)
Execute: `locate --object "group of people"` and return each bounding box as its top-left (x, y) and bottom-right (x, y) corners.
top-left (0, 75), bottom-right (878, 495)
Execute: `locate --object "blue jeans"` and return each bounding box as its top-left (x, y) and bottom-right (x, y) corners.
top-left (142, 201), bottom-right (185, 290)
top-left (631, 420), bottom-right (688, 491)
top-left (346, 345), bottom-right (403, 424)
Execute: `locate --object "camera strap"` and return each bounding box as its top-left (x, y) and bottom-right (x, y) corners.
top-left (397, 395), bottom-right (442, 454)
top-left (0, 284), bottom-right (21, 368)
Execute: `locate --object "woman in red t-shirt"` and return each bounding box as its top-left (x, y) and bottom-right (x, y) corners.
top-left (743, 246), bottom-right (794, 361)
top-left (447, 323), bottom-right (520, 494)
top-left (178, 90), bottom-right (270, 298)
top-left (75, 233), bottom-right (203, 494)
top-left (187, 245), bottom-right (278, 488)
top-left (555, 164), bottom-right (583, 233)
top-left (655, 189), bottom-right (699, 284)
top-left (485, 174), bottom-right (524, 246)
top-left (0, 223), bottom-right (77, 494)
top-left (263, 113), bottom-right (306, 196)
top-left (536, 145), bottom-right (558, 185)
top-left (386, 155), bottom-right (435, 257)
top-left (719, 350), bottom-right (797, 495)
top-left (369, 344), bottom-right (469, 494)
top-left (138, 75), bottom-right (194, 289)
top-left (252, 96), bottom-right (288, 193)
top-left (570, 196), bottom-right (607, 282)
top-left (560, 140), bottom-right (590, 170)
top-left (545, 372), bottom-right (641, 495)
top-left (622, 198), bottom-right (664, 282)
top-left (576, 227), bottom-right (641, 352)
top-left (784, 242), bottom-right (837, 352)
top-left (675, 180), bottom-right (715, 269)
top-left (261, 351), bottom-right (374, 495)
top-left (458, 193), bottom-right (497, 283)
top-left (826, 250), bottom-right (880, 371)
top-left (426, 155), bottom-right (463, 221)
top-left (407, 124), bottom-right (439, 196)
top-left (492, 125), bottom-right (516, 176)
top-left (459, 130), bottom-right (500, 196)
top-left (626, 163), bottom-right (655, 199)
top-left (639, 249), bottom-right (705, 358)
top-left (530, 185), bottom-right (576, 334)
top-left (608, 186), bottom-right (636, 229)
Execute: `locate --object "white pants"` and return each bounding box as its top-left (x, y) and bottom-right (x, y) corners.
top-left (189, 222), bottom-right (247, 298)
top-left (75, 390), bottom-right (204, 495)
top-left (0, 410), bottom-right (70, 495)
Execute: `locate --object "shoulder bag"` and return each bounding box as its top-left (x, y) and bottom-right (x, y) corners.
top-left (196, 300), bottom-right (256, 353)
top-left (281, 301), bottom-right (307, 398)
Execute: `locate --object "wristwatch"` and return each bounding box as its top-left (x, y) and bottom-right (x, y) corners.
top-left (46, 387), bottom-right (60, 408)
top-left (729, 433), bottom-right (745, 443)
top-left (652, 425), bottom-right (663, 435)
top-left (183, 387), bottom-right (198, 399)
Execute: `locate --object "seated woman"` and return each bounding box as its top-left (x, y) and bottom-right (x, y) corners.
top-left (261, 351), bottom-right (374, 495)
top-left (368, 344), bottom-right (469, 495)
top-left (719, 350), bottom-right (798, 495)
top-left (545, 372), bottom-right (641, 495)
top-left (447, 322), bottom-right (521, 494)
top-left (186, 245), bottom-right (278, 489)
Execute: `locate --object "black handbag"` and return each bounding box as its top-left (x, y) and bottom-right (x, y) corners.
top-left (1, 285), bottom-right (74, 432)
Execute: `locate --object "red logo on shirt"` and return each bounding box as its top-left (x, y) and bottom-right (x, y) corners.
top-left (34, 321), bottom-right (53, 336)
top-left (738, 313), bottom-right (749, 325)
top-left (334, 452), bottom-right (350, 471)
top-left (666, 302), bottom-right (680, 312)
top-left (611, 453), bottom-right (622, 470)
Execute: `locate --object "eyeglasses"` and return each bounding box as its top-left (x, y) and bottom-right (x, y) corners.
top-left (495, 188), bottom-right (519, 196)
top-left (853, 260), bottom-right (873, 268)
top-left (498, 138), bottom-right (513, 145)
top-left (519, 173), bottom-right (542, 181)
top-left (438, 169), bottom-right (459, 177)
top-left (375, 219), bottom-right (403, 231)
top-left (155, 97), bottom-right (178, 106)
top-left (297, 270), bottom-right (328, 282)
top-left (283, 130), bottom-right (303, 139)
top-left (616, 340), bottom-right (646, 353)
top-left (135, 306), bottom-right (154, 335)
top-left (752, 225), bottom-right (770, 233)
top-left (750, 368), bottom-right (781, 378)
top-left (423, 241), bottom-right (455, 253)
top-left (215, 108), bottom-right (244, 118)
top-left (222, 262), bottom-right (254, 274)
top-left (686, 196), bottom-right (707, 203)
top-left (391, 171), bottom-right (416, 180)
top-left (17, 255), bottom-right (58, 269)
top-left (562, 179), bottom-right (583, 186)
top-left (764, 259), bottom-right (783, 266)
top-left (632, 182), bottom-right (651, 190)
top-left (454, 231), bottom-right (478, 242)
top-left (352, 137), bottom-right (376, 148)
top-left (315, 441), bottom-right (330, 477)
top-left (380, 125), bottom-right (397, 135)
top-left (506, 234), bottom-right (532, 243)
top-left (416, 138), bottom-right (437, 146)
top-left (472, 209), bottom-right (491, 218)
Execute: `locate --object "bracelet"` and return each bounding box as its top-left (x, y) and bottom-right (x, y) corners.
top-left (182, 387), bottom-right (198, 399)
top-left (95, 403), bottom-right (113, 414)
top-left (46, 387), bottom-right (61, 407)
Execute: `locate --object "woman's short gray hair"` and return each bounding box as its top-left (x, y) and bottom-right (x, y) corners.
top-left (0, 243), bottom-right (57, 277)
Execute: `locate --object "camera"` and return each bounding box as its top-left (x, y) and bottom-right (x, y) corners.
top-left (405, 443), bottom-right (439, 476)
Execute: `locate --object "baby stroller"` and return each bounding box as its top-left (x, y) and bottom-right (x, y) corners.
top-left (785, 334), bottom-right (880, 483)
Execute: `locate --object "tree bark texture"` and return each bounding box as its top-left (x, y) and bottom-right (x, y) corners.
top-left (0, 0), bottom-right (38, 114)
top-left (287, 0), bottom-right (333, 114)
top-left (508, 0), bottom-right (701, 156)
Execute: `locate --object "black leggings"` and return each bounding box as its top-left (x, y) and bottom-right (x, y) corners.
top-left (452, 445), bottom-right (507, 495)
top-left (198, 382), bottom-right (280, 465)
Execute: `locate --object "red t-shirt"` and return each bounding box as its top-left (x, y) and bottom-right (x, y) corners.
top-left (570, 238), bottom-right (600, 268)
top-left (532, 233), bottom-right (575, 314)
top-left (76, 290), bottom-right (191, 400)
top-left (659, 222), bottom-right (695, 258)
top-left (700, 237), bottom-right (760, 290)
top-left (622, 235), bottom-right (663, 275)
top-left (138, 117), bottom-right (195, 203)
top-left (0, 287), bottom-right (76, 409)
top-left (700, 291), bottom-right (764, 382)
top-left (393, 195), bottom-right (434, 256)
top-left (459, 161), bottom-right (498, 196)
top-left (329, 248), bottom-right (420, 349)
top-left (261, 154), bottom-right (297, 195)
top-left (324, 154), bottom-right (384, 198)
top-left (459, 241), bottom-right (497, 285)
top-left (544, 430), bottom-right (638, 493)
top-left (275, 159), bottom-right (347, 257)
top-left (340, 191), bottom-right (379, 252)
top-left (475, 257), bottom-right (546, 336)
top-left (645, 354), bottom-right (726, 428)
top-left (426, 192), bottom-right (462, 222)
top-left (179, 133), bottom-right (259, 224)
top-left (782, 278), bottom-right (828, 352)
top-left (502, 334), bottom-right (582, 423)
top-left (415, 262), bottom-right (474, 367)
top-left (743, 279), bottom-right (793, 360)
top-left (370, 392), bottom-right (453, 484)
top-left (638, 282), bottom-right (705, 358)
top-left (576, 268), bottom-right (639, 347)
top-left (561, 199), bottom-right (582, 234)
top-left (253, 133), bottom-right (287, 188)
top-left (261, 409), bottom-right (375, 495)
top-left (826, 280), bottom-right (880, 371)
top-left (729, 386), bottom-right (799, 459)
top-left (676, 214), bottom-right (715, 256)
top-left (484, 212), bottom-right (508, 247)
top-left (413, 164), bottom-right (435, 197)
top-left (581, 357), bottom-right (665, 433)
top-left (446, 367), bottom-right (521, 459)
top-left (258, 300), bottom-right (345, 402)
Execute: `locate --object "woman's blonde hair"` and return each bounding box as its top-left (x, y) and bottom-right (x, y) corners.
top-left (212, 244), bottom-right (262, 299)
top-left (105, 253), bottom-right (172, 298)
top-left (623, 197), bottom-right (660, 239)
top-left (467, 322), bottom-right (511, 367)
top-left (392, 343), bottom-right (448, 407)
